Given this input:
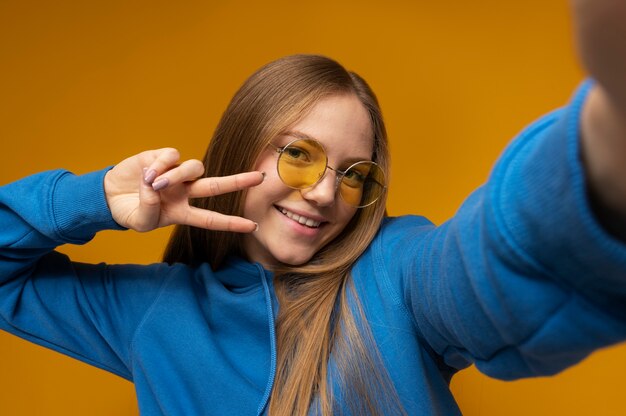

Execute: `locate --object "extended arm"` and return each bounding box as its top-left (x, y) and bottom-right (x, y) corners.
top-left (383, 1), bottom-right (626, 381)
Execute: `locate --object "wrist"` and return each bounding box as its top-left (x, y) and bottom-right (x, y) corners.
top-left (53, 168), bottom-right (126, 243)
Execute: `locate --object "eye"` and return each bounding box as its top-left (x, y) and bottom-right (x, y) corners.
top-left (283, 146), bottom-right (310, 162)
top-left (342, 168), bottom-right (367, 188)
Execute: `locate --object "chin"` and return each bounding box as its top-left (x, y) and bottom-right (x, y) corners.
top-left (275, 250), bottom-right (317, 267)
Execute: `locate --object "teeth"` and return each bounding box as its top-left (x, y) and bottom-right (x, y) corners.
top-left (279, 208), bottom-right (322, 228)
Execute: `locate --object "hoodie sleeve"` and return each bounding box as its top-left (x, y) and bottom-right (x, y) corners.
top-left (0, 168), bottom-right (170, 380)
top-left (380, 81), bottom-right (626, 380)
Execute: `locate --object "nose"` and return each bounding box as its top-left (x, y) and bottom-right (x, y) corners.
top-left (300, 169), bottom-right (338, 207)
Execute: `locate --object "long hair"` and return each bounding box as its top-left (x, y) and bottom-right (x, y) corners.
top-left (163, 55), bottom-right (404, 415)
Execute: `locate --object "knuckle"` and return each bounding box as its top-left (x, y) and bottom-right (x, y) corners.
top-left (140, 193), bottom-right (160, 207)
top-left (232, 175), bottom-right (241, 189)
top-left (137, 149), bottom-right (158, 166)
top-left (154, 148), bottom-right (180, 167)
top-left (204, 215), bottom-right (216, 230)
top-left (166, 148), bottom-right (181, 160)
top-left (209, 179), bottom-right (222, 195)
top-left (183, 159), bottom-right (205, 176)
top-left (190, 159), bottom-right (205, 175)
top-left (139, 149), bottom-right (156, 159)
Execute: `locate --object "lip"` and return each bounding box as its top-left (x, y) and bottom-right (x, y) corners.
top-left (274, 205), bottom-right (328, 235)
top-left (274, 205), bottom-right (327, 224)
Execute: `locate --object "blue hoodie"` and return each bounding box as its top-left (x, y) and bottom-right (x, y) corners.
top-left (1, 82), bottom-right (626, 415)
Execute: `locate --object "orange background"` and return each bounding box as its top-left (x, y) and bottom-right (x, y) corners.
top-left (1, 0), bottom-right (625, 414)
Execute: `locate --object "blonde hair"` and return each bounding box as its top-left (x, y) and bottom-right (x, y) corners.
top-left (163, 55), bottom-right (404, 415)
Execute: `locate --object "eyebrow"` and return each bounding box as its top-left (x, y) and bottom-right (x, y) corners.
top-left (283, 130), bottom-right (315, 141)
top-left (281, 130), bottom-right (374, 164)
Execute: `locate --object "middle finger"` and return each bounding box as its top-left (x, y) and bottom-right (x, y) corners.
top-left (188, 171), bottom-right (264, 198)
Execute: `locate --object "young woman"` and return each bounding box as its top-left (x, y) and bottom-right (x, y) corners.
top-left (1, 1), bottom-right (626, 415)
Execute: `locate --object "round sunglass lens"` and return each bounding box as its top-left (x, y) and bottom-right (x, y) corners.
top-left (277, 139), bottom-right (327, 188)
top-left (339, 162), bottom-right (385, 207)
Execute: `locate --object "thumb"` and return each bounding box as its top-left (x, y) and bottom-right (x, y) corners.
top-left (132, 168), bottom-right (162, 232)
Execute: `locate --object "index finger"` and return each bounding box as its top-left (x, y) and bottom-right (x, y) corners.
top-left (188, 171), bottom-right (264, 198)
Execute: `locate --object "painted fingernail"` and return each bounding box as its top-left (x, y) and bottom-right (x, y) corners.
top-left (152, 178), bottom-right (169, 191)
top-left (144, 168), bottom-right (157, 184)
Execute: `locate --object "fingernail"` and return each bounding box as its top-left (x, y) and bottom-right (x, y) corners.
top-left (144, 168), bottom-right (157, 184)
top-left (254, 222), bottom-right (259, 232)
top-left (260, 172), bottom-right (266, 181)
top-left (152, 178), bottom-right (169, 191)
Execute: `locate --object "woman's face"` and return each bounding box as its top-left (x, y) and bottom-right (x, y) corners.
top-left (242, 93), bottom-right (374, 268)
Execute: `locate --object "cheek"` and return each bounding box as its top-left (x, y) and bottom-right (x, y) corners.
top-left (243, 154), bottom-right (277, 213)
top-left (242, 175), bottom-right (286, 219)
top-left (332, 206), bottom-right (359, 234)
top-left (242, 189), bottom-right (256, 219)
top-left (254, 152), bottom-right (277, 176)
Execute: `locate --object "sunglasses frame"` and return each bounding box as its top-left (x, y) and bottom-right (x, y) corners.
top-left (268, 137), bottom-right (386, 208)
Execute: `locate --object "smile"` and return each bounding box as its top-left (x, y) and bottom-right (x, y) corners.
top-left (277, 207), bottom-right (323, 228)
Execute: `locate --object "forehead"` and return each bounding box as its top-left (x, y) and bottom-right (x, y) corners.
top-left (280, 93), bottom-right (374, 160)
